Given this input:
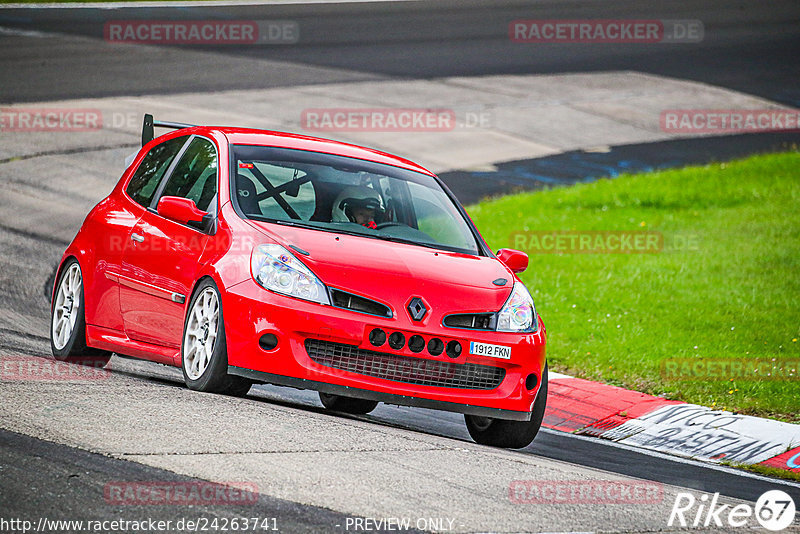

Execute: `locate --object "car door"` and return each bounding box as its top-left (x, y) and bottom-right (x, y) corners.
top-left (120, 135), bottom-right (218, 348)
top-left (91, 134), bottom-right (189, 332)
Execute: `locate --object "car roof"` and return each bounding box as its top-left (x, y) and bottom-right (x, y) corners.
top-left (185, 126), bottom-right (436, 177)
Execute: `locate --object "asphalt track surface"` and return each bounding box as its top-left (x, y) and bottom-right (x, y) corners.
top-left (0, 0), bottom-right (799, 105)
top-left (0, 429), bottom-right (377, 534)
top-left (1, 1), bottom-right (800, 532)
top-left (439, 131), bottom-right (800, 204)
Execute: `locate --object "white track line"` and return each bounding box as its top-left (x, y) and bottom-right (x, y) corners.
top-left (540, 428), bottom-right (800, 490)
top-left (548, 371), bottom-right (574, 380)
top-left (0, 26), bottom-right (59, 38)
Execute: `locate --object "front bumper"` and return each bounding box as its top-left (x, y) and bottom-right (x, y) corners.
top-left (223, 279), bottom-right (547, 420)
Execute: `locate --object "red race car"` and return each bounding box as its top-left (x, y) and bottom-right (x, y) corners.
top-left (50, 114), bottom-right (547, 448)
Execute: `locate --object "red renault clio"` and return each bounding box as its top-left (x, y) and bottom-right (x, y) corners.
top-left (50, 115), bottom-right (547, 448)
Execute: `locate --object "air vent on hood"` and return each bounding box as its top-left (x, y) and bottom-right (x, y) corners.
top-left (443, 313), bottom-right (496, 331)
top-left (330, 289), bottom-right (392, 318)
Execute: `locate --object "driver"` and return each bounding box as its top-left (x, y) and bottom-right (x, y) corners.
top-left (331, 186), bottom-right (385, 229)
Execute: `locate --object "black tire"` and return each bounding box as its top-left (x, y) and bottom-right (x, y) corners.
top-left (319, 392), bottom-right (379, 414)
top-left (465, 364), bottom-right (548, 449)
top-left (223, 378), bottom-right (254, 398)
top-left (50, 259), bottom-right (111, 366)
top-left (181, 279), bottom-right (251, 397)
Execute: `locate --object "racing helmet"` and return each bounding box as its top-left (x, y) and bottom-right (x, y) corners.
top-left (331, 186), bottom-right (385, 223)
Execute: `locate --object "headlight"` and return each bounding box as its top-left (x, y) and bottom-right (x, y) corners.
top-left (251, 244), bottom-right (330, 305)
top-left (496, 282), bottom-right (538, 333)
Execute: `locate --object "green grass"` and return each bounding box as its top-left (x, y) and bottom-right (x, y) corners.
top-left (467, 151), bottom-right (800, 423)
top-left (721, 461), bottom-right (800, 482)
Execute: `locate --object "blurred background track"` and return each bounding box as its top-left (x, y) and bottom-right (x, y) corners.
top-left (1, 0), bottom-right (799, 104)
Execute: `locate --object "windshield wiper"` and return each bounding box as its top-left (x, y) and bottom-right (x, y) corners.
top-left (266, 218), bottom-right (370, 239)
top-left (272, 219), bottom-right (310, 227)
top-left (374, 234), bottom-right (478, 255)
top-left (259, 218), bottom-right (469, 254)
top-left (373, 235), bottom-right (441, 250)
top-left (259, 218), bottom-right (319, 231)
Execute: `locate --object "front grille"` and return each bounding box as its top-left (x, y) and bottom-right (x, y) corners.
top-left (443, 313), bottom-right (496, 330)
top-left (305, 339), bottom-right (505, 390)
top-left (330, 289), bottom-right (392, 318)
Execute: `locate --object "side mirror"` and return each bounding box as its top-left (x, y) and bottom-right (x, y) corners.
top-left (157, 196), bottom-right (210, 231)
top-left (496, 248), bottom-right (529, 273)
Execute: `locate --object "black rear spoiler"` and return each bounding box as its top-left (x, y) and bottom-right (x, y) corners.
top-left (141, 113), bottom-right (197, 146)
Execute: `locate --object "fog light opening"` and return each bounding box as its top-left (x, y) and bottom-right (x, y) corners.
top-left (445, 340), bottom-right (462, 359)
top-left (408, 335), bottom-right (425, 353)
top-left (388, 331), bottom-right (405, 350)
top-left (427, 337), bottom-right (444, 356)
top-left (368, 328), bottom-right (386, 347)
top-left (259, 333), bottom-right (279, 351)
top-left (525, 373), bottom-right (538, 391)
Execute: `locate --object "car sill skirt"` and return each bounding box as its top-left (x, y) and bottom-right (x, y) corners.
top-left (228, 366), bottom-right (532, 421)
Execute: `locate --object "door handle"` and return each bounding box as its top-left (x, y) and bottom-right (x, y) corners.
top-left (131, 233), bottom-right (144, 243)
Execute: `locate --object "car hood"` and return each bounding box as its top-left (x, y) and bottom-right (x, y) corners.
top-left (245, 220), bottom-right (514, 316)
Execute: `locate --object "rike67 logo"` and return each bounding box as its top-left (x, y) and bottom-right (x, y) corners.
top-left (669, 490), bottom-right (796, 531)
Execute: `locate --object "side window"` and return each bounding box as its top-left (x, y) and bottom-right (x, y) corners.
top-left (159, 137), bottom-right (218, 212)
top-left (237, 163), bottom-right (315, 220)
top-left (126, 136), bottom-right (187, 208)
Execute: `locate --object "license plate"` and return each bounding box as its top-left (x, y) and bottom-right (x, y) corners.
top-left (469, 341), bottom-right (511, 359)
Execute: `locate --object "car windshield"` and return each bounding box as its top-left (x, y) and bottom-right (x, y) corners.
top-left (231, 145), bottom-right (480, 255)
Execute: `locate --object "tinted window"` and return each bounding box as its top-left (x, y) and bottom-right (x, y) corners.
top-left (232, 145), bottom-right (479, 255)
top-left (159, 137), bottom-right (218, 212)
top-left (126, 136), bottom-right (187, 208)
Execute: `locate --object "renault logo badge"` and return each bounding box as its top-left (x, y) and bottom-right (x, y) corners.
top-left (407, 297), bottom-right (427, 321)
